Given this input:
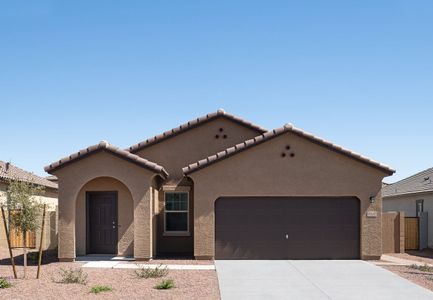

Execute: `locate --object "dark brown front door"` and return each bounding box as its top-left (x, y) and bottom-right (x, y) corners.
top-left (87, 192), bottom-right (118, 254)
top-left (215, 197), bottom-right (360, 259)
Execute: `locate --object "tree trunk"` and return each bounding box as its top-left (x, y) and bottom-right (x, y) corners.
top-left (23, 231), bottom-right (27, 279)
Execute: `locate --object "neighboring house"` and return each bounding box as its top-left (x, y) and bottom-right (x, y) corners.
top-left (383, 168), bottom-right (433, 248)
top-left (45, 109), bottom-right (394, 261)
top-left (46, 175), bottom-right (58, 184)
top-left (0, 160), bottom-right (58, 250)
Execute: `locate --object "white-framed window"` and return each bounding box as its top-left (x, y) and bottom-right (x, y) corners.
top-left (164, 192), bottom-right (189, 235)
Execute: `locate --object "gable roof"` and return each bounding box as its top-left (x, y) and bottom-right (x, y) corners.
top-left (0, 160), bottom-right (58, 189)
top-left (127, 109), bottom-right (267, 153)
top-left (183, 123), bottom-right (395, 175)
top-left (383, 167), bottom-right (433, 197)
top-left (45, 140), bottom-right (169, 178)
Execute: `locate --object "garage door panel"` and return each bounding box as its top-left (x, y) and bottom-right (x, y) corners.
top-left (215, 197), bottom-right (360, 259)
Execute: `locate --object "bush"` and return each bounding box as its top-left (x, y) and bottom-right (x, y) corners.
top-left (55, 268), bottom-right (88, 284)
top-left (154, 279), bottom-right (175, 290)
top-left (27, 252), bottom-right (40, 263)
top-left (135, 264), bottom-right (168, 279)
top-left (409, 264), bottom-right (433, 273)
top-left (0, 278), bottom-right (11, 289)
top-left (90, 285), bottom-right (112, 294)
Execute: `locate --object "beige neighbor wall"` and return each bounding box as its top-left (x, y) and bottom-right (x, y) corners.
top-left (189, 131), bottom-right (390, 260)
top-left (0, 182), bottom-right (58, 251)
top-left (384, 192), bottom-right (433, 248)
top-left (51, 151), bottom-right (159, 261)
top-left (75, 177), bottom-right (134, 256)
top-left (135, 117), bottom-right (262, 179)
top-left (135, 117), bottom-right (261, 255)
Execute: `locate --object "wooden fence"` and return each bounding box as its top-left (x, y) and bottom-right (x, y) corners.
top-left (405, 217), bottom-right (419, 250)
top-left (10, 228), bottom-right (36, 248)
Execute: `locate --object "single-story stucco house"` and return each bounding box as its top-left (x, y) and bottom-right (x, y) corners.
top-left (0, 160), bottom-right (58, 250)
top-left (383, 167), bottom-right (433, 249)
top-left (45, 110), bottom-right (394, 261)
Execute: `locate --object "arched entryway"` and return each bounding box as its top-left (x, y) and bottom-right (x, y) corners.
top-left (75, 177), bottom-right (134, 256)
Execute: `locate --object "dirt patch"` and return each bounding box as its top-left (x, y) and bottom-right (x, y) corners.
top-left (382, 265), bottom-right (433, 292)
top-left (386, 249), bottom-right (433, 265)
top-left (0, 249), bottom-right (220, 299)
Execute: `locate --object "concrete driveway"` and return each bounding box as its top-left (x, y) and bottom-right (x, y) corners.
top-left (215, 260), bottom-right (433, 300)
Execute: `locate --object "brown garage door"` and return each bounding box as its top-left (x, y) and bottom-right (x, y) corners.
top-left (215, 197), bottom-right (360, 259)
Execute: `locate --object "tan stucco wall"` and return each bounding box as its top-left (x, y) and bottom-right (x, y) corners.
top-left (51, 151), bottom-right (158, 261)
top-left (75, 177), bottom-right (134, 256)
top-left (135, 117), bottom-right (261, 179)
top-left (382, 211), bottom-right (405, 253)
top-left (189, 131), bottom-right (389, 259)
top-left (384, 192), bottom-right (433, 248)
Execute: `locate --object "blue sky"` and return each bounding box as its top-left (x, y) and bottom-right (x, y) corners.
top-left (0, 1), bottom-right (432, 182)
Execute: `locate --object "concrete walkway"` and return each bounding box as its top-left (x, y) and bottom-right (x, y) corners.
top-left (81, 261), bottom-right (215, 270)
top-left (380, 254), bottom-right (433, 267)
top-left (215, 260), bottom-right (433, 300)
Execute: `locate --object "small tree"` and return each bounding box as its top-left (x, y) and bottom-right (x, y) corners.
top-left (6, 178), bottom-right (44, 279)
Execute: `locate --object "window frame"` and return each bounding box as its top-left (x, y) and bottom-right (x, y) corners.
top-left (163, 191), bottom-right (190, 236)
top-left (416, 199), bottom-right (424, 217)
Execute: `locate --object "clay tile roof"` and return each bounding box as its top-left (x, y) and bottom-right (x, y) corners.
top-left (0, 160), bottom-right (58, 189)
top-left (44, 140), bottom-right (169, 178)
top-left (183, 124), bottom-right (395, 175)
top-left (127, 109), bottom-right (267, 153)
top-left (383, 167), bottom-right (433, 197)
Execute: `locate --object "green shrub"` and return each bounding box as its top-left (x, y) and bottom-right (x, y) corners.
top-left (135, 264), bottom-right (168, 279)
top-left (154, 279), bottom-right (175, 290)
top-left (55, 268), bottom-right (88, 284)
top-left (27, 252), bottom-right (40, 263)
top-left (90, 285), bottom-right (112, 294)
top-left (409, 264), bottom-right (433, 273)
top-left (0, 278), bottom-right (11, 289)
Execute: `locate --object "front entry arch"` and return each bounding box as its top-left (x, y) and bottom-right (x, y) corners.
top-left (76, 177), bottom-right (134, 256)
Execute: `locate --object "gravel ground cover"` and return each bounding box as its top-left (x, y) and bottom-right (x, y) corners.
top-left (0, 249), bottom-right (220, 300)
top-left (382, 264), bottom-right (433, 292)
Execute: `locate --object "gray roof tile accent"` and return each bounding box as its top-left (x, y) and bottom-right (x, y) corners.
top-left (383, 167), bottom-right (433, 197)
top-left (183, 124), bottom-right (395, 175)
top-left (44, 140), bottom-right (169, 178)
top-left (127, 109), bottom-right (267, 153)
top-left (0, 161), bottom-right (58, 189)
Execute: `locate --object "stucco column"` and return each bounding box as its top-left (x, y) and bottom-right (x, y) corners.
top-left (194, 184), bottom-right (215, 259)
top-left (133, 187), bottom-right (153, 260)
top-left (57, 184), bottom-right (76, 262)
top-left (361, 190), bottom-right (382, 259)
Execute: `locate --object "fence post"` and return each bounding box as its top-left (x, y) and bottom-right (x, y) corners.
top-left (1, 206), bottom-right (17, 279)
top-left (36, 204), bottom-right (46, 279)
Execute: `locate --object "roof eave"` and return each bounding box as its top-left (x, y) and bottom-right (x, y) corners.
top-left (183, 124), bottom-right (395, 176)
top-left (128, 109), bottom-right (267, 153)
top-left (45, 141), bottom-right (169, 179)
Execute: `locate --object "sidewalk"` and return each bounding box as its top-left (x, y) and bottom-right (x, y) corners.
top-left (378, 254), bottom-right (433, 267)
top-left (81, 260), bottom-right (215, 270)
